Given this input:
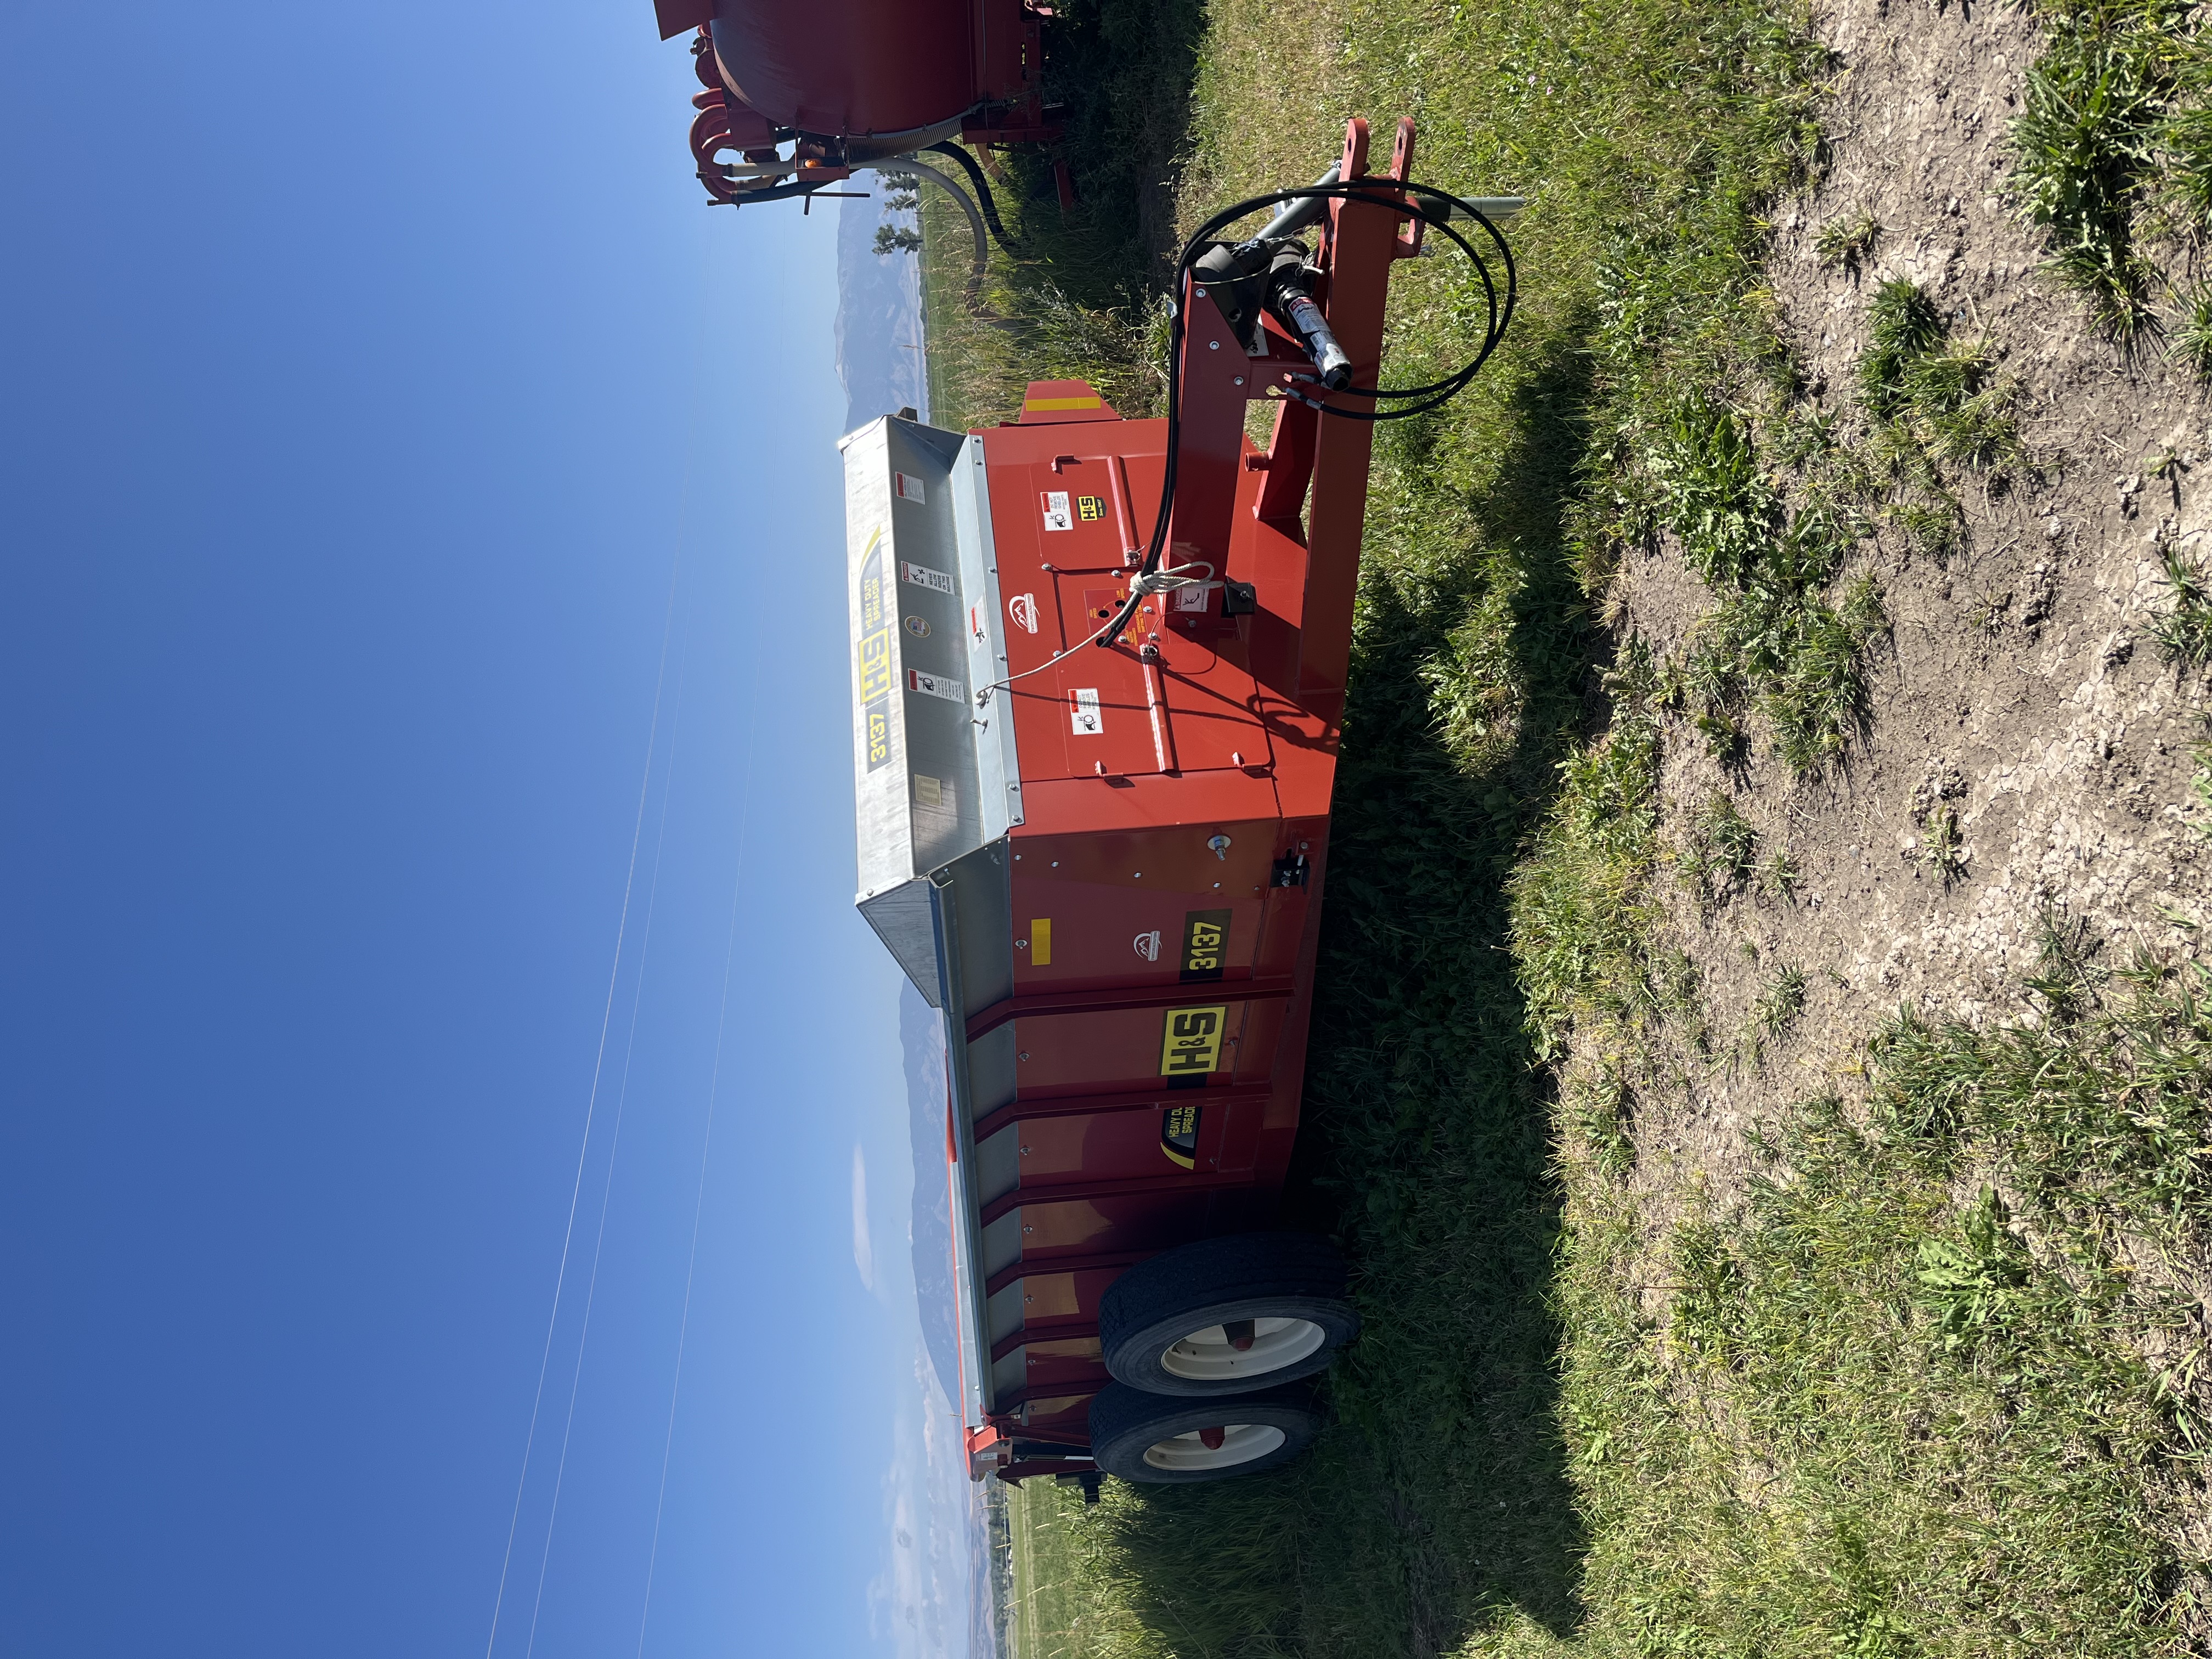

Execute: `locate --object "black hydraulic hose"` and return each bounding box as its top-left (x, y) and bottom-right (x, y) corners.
top-left (924, 141), bottom-right (1017, 251)
top-left (1093, 177), bottom-right (1516, 650)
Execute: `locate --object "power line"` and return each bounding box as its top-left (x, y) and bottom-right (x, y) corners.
top-left (521, 610), bottom-right (694, 1659)
top-left (482, 554), bottom-right (684, 1659)
top-left (634, 650), bottom-right (761, 1657)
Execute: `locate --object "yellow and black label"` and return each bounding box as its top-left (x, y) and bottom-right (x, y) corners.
top-left (857, 532), bottom-right (893, 773)
top-left (1159, 1005), bottom-right (1228, 1078)
top-left (1160, 1102), bottom-right (1202, 1169)
top-left (1076, 494), bottom-right (1105, 522)
top-left (1179, 909), bottom-right (1231, 981)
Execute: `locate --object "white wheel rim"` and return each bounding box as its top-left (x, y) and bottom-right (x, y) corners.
top-left (1141, 1423), bottom-right (1288, 1471)
top-left (1159, 1316), bottom-right (1327, 1382)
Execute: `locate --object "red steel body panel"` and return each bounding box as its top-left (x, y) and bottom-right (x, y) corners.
top-left (974, 420), bottom-right (1341, 1419)
top-left (695, 0), bottom-right (1029, 135)
top-left (940, 119), bottom-right (1428, 1464)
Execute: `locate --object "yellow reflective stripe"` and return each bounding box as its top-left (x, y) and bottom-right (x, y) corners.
top-left (1023, 396), bottom-right (1103, 411)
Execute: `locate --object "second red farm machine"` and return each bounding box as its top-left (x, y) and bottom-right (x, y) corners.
top-left (657, 2), bottom-right (1519, 1488)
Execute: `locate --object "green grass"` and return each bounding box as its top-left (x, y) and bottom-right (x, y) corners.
top-left (1859, 278), bottom-right (1946, 419)
top-left (2159, 543), bottom-right (2212, 669)
top-left (1675, 789), bottom-right (1760, 906)
top-left (915, 179), bottom-right (1171, 432)
top-left (2011, 0), bottom-right (2194, 339)
top-left (1017, 936), bottom-right (2212, 1656)
top-left (2172, 278), bottom-right (2212, 375)
top-left (1814, 209), bottom-right (1881, 274)
top-left (909, 0), bottom-right (1199, 430)
top-left (1637, 387), bottom-right (1891, 775)
top-left (2000, 0), bottom-right (2212, 341)
top-left (1521, 918), bottom-right (2212, 1659)
top-left (1002, 1479), bottom-right (1178, 1658)
top-left (1859, 278), bottom-right (2022, 478)
top-left (1696, 567), bottom-right (1887, 775)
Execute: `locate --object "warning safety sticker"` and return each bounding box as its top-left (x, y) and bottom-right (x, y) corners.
top-left (907, 669), bottom-right (964, 702)
top-left (900, 561), bottom-right (954, 594)
top-left (1069, 687), bottom-right (1103, 736)
top-left (895, 472), bottom-right (926, 504)
top-left (1041, 490), bottom-right (1073, 532)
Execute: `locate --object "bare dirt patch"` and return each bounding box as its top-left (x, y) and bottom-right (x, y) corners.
top-left (1612, 0), bottom-right (2212, 1207)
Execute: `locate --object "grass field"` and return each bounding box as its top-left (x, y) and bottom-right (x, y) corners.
top-left (910, 0), bottom-right (1200, 428)
top-left (913, 0), bottom-right (2212, 1651)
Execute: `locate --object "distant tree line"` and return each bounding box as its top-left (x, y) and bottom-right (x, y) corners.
top-left (874, 172), bottom-right (921, 257)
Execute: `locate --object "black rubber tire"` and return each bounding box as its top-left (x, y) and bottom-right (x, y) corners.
top-left (1088, 1380), bottom-right (1324, 1484)
top-left (1098, 1232), bottom-right (1359, 1397)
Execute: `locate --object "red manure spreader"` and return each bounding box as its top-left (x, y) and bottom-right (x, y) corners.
top-left (656, 4), bottom-right (1517, 1489)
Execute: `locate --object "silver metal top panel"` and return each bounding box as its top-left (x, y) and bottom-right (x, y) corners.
top-left (842, 414), bottom-right (1023, 1414)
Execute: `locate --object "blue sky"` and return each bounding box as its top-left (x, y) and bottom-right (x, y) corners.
top-left (0, 4), bottom-right (947, 1655)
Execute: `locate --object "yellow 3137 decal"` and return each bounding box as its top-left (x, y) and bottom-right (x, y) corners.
top-left (1159, 1005), bottom-right (1228, 1076)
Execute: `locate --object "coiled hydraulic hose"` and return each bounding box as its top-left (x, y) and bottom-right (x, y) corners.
top-left (1092, 176), bottom-right (1518, 648)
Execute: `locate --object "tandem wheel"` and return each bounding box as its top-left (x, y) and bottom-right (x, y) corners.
top-left (1098, 1231), bottom-right (1359, 1398)
top-left (1087, 1380), bottom-right (1327, 1483)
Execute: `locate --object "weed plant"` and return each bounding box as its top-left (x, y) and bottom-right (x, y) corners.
top-left (1860, 278), bottom-right (2022, 477)
top-left (1918, 798), bottom-right (1969, 885)
top-left (2155, 542), bottom-right (2212, 672)
top-left (1760, 845), bottom-right (1802, 899)
top-left (1675, 790), bottom-right (1760, 905)
top-left (1813, 210), bottom-right (1881, 274)
top-left (2174, 280), bottom-right (2212, 375)
top-left (1752, 962), bottom-right (1808, 1036)
top-left (1887, 496), bottom-right (1963, 560)
top-left (2011, 0), bottom-right (2193, 338)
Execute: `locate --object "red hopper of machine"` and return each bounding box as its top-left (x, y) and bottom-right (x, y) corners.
top-left (835, 116), bottom-right (1517, 1488)
top-left (646, 0), bottom-right (1520, 1502)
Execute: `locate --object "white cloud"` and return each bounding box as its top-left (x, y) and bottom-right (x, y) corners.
top-left (868, 1319), bottom-right (979, 1659)
top-left (851, 1142), bottom-right (875, 1292)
